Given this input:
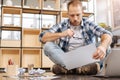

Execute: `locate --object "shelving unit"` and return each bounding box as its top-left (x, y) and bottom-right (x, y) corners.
top-left (1, 40), bottom-right (21, 47)
top-left (1, 29), bottom-right (21, 47)
top-left (22, 28), bottom-right (41, 47)
top-left (0, 48), bottom-right (20, 68)
top-left (0, 0), bottom-right (95, 69)
top-left (22, 48), bottom-right (41, 68)
top-left (1, 6), bottom-right (22, 27)
top-left (61, 11), bottom-right (94, 18)
top-left (1, 5), bottom-right (22, 48)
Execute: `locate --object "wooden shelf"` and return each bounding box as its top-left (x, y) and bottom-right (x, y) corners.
top-left (22, 49), bottom-right (42, 68)
top-left (41, 27), bottom-right (50, 30)
top-left (23, 28), bottom-right (40, 34)
top-left (83, 12), bottom-right (94, 17)
top-left (1, 40), bottom-right (21, 47)
top-left (61, 11), bottom-right (68, 18)
top-left (2, 6), bottom-right (22, 14)
top-left (2, 5), bottom-right (21, 8)
top-left (0, 48), bottom-right (20, 68)
top-left (41, 10), bottom-right (60, 15)
top-left (22, 8), bottom-right (41, 14)
top-left (2, 6), bottom-right (22, 28)
top-left (61, 11), bottom-right (94, 18)
top-left (22, 28), bottom-right (41, 47)
top-left (1, 26), bottom-right (22, 31)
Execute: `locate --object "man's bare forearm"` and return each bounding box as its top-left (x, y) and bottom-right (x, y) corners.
top-left (41, 29), bottom-right (74, 43)
top-left (41, 32), bottom-right (63, 43)
top-left (100, 34), bottom-right (112, 49)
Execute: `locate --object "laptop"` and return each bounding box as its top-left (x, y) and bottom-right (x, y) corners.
top-left (95, 48), bottom-right (120, 77)
top-left (59, 43), bottom-right (99, 70)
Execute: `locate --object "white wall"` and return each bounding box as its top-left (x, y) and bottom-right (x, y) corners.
top-left (95, 0), bottom-right (113, 27)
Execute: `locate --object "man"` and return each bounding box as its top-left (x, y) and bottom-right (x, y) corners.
top-left (39, 0), bottom-right (112, 75)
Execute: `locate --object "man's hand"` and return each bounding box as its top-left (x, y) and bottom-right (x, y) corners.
top-left (61, 29), bottom-right (74, 37)
top-left (93, 46), bottom-right (106, 60)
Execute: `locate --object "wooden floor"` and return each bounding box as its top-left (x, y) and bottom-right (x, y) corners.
top-left (1, 72), bottom-right (120, 80)
top-left (52, 75), bottom-right (120, 80)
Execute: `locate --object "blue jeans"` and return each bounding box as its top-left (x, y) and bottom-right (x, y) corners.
top-left (43, 42), bottom-right (111, 69)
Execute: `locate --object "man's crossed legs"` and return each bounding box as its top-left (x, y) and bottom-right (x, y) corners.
top-left (43, 42), bottom-right (108, 75)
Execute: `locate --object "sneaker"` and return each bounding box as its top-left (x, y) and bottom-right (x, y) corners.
top-left (52, 64), bottom-right (76, 75)
top-left (76, 63), bottom-right (100, 75)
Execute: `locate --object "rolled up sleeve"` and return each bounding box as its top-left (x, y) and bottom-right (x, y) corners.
top-left (39, 31), bottom-right (46, 43)
top-left (39, 24), bottom-right (61, 43)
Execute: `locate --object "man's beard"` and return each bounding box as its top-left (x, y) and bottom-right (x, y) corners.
top-left (72, 20), bottom-right (80, 26)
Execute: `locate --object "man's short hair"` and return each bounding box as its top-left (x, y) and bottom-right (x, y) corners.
top-left (67, 0), bottom-right (82, 10)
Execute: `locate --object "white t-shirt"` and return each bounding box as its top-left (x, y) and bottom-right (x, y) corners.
top-left (68, 26), bottom-right (85, 51)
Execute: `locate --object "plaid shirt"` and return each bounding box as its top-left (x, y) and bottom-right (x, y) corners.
top-left (39, 18), bottom-right (112, 52)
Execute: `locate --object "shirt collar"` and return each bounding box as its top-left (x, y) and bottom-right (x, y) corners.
top-left (81, 18), bottom-right (84, 27)
top-left (65, 18), bottom-right (85, 29)
top-left (66, 18), bottom-right (84, 29)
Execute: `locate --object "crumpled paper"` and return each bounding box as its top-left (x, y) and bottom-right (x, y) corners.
top-left (18, 68), bottom-right (26, 75)
top-left (28, 68), bottom-right (46, 75)
top-left (17, 68), bottom-right (46, 76)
